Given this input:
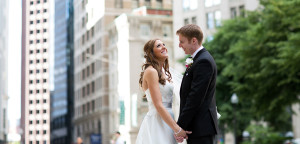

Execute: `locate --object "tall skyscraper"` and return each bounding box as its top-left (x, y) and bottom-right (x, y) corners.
top-left (0, 0), bottom-right (9, 143)
top-left (50, 0), bottom-right (74, 143)
top-left (21, 0), bottom-right (52, 143)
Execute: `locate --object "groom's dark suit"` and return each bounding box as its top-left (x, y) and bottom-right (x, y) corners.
top-left (178, 48), bottom-right (219, 144)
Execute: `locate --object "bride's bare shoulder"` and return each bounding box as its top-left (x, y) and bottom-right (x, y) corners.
top-left (144, 66), bottom-right (158, 78)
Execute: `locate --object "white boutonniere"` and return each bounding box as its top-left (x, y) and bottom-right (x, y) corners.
top-left (185, 57), bottom-right (193, 69)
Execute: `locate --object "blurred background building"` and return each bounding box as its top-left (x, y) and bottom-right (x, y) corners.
top-left (106, 5), bottom-right (173, 144)
top-left (50, 0), bottom-right (74, 143)
top-left (172, 0), bottom-right (260, 71)
top-left (0, 0), bottom-right (9, 143)
top-left (21, 0), bottom-right (53, 143)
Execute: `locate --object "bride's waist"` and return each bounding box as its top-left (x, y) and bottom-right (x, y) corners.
top-left (148, 102), bottom-right (172, 109)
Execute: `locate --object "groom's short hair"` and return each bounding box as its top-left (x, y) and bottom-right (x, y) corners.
top-left (176, 24), bottom-right (203, 45)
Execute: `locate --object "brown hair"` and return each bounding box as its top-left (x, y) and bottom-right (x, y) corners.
top-left (176, 24), bottom-right (204, 45)
top-left (139, 39), bottom-right (172, 88)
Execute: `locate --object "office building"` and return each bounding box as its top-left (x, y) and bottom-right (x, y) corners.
top-left (21, 0), bottom-right (53, 143)
top-left (50, 0), bottom-right (74, 143)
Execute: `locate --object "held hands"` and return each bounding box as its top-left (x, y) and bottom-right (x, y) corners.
top-left (173, 127), bottom-right (192, 143)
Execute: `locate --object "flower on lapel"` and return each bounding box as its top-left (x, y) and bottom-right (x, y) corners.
top-left (185, 57), bottom-right (193, 68)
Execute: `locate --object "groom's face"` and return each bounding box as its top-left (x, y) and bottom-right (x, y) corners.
top-left (178, 34), bottom-right (193, 55)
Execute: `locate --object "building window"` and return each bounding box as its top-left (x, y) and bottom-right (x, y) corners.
top-left (36, 79), bottom-right (40, 83)
top-left (82, 87), bottom-right (85, 97)
top-left (206, 12), bottom-right (214, 29)
top-left (43, 19), bottom-right (47, 22)
top-left (214, 11), bottom-right (222, 27)
top-left (36, 130), bottom-right (40, 134)
top-left (184, 18), bottom-right (189, 25)
top-left (92, 81), bottom-right (95, 93)
top-left (205, 0), bottom-right (220, 7)
top-left (115, 0), bottom-right (123, 8)
top-left (43, 39), bottom-right (47, 42)
top-left (43, 79), bottom-right (47, 82)
top-left (132, 0), bottom-right (139, 8)
top-left (36, 40), bottom-right (40, 43)
top-left (36, 89), bottom-right (40, 93)
top-left (37, 29), bottom-right (40, 33)
top-left (91, 27), bottom-right (94, 37)
top-left (145, 0), bottom-right (150, 7)
top-left (43, 48), bottom-right (47, 52)
top-left (43, 29), bottom-right (47, 32)
top-left (36, 69), bottom-right (40, 73)
top-left (82, 69), bottom-right (85, 80)
top-left (37, 20), bottom-right (40, 23)
top-left (36, 100), bottom-right (40, 104)
top-left (29, 120), bottom-right (33, 124)
top-left (36, 59), bottom-right (40, 63)
top-left (86, 66), bottom-right (90, 77)
top-left (156, 0), bottom-right (162, 9)
top-left (30, 1), bottom-right (34, 5)
top-left (43, 109), bottom-right (46, 113)
top-left (36, 110), bottom-right (40, 114)
top-left (91, 63), bottom-right (95, 74)
top-left (30, 21), bottom-right (33, 24)
top-left (30, 11), bottom-right (33, 15)
top-left (140, 24), bottom-right (150, 37)
top-left (82, 34), bottom-right (85, 45)
top-left (230, 7), bottom-right (237, 19)
top-left (183, 0), bottom-right (198, 11)
top-left (82, 17), bottom-right (85, 28)
top-left (36, 120), bottom-right (40, 124)
top-left (29, 70), bottom-right (33, 74)
top-left (87, 84), bottom-right (90, 95)
top-left (43, 120), bottom-right (47, 124)
top-left (29, 80), bottom-right (33, 84)
top-left (239, 5), bottom-right (245, 17)
top-left (43, 89), bottom-right (47, 93)
top-left (29, 131), bottom-right (33, 135)
top-left (37, 10), bottom-right (40, 14)
top-left (30, 30), bottom-right (33, 34)
top-left (91, 44), bottom-right (95, 54)
top-left (29, 40), bottom-right (33, 44)
top-left (29, 60), bottom-right (33, 64)
top-left (43, 59), bottom-right (47, 62)
top-left (43, 69), bottom-right (47, 72)
top-left (37, 0), bottom-right (40, 4)
top-left (43, 130), bottom-right (47, 134)
top-left (162, 24), bottom-right (172, 38)
top-left (29, 90), bottom-right (33, 94)
top-left (29, 110), bottom-right (33, 114)
top-left (43, 9), bottom-right (47, 13)
top-left (192, 16), bottom-right (197, 24)
top-left (29, 100), bottom-right (33, 104)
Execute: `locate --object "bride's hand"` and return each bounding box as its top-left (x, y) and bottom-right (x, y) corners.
top-left (174, 127), bottom-right (192, 139)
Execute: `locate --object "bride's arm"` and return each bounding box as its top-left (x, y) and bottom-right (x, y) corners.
top-left (144, 67), bottom-right (186, 137)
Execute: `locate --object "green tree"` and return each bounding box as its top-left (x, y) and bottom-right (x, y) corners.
top-left (202, 0), bottom-right (300, 140)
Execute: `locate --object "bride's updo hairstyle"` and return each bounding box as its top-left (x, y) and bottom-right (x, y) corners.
top-left (139, 39), bottom-right (172, 88)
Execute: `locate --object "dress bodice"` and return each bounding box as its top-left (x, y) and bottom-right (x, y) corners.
top-left (145, 81), bottom-right (174, 109)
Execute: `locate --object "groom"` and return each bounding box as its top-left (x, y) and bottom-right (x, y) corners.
top-left (176, 24), bottom-right (219, 144)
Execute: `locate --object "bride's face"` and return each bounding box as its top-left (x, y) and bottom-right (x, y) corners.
top-left (153, 40), bottom-right (168, 61)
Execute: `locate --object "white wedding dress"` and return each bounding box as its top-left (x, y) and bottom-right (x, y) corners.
top-left (136, 81), bottom-right (177, 144)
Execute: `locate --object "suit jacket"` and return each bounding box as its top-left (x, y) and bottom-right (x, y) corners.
top-left (177, 48), bottom-right (219, 138)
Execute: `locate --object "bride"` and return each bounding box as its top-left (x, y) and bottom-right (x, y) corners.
top-left (136, 39), bottom-right (191, 144)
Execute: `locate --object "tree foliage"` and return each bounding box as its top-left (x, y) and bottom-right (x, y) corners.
top-left (204, 0), bottom-right (300, 134)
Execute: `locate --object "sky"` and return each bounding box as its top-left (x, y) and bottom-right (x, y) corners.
top-left (7, 0), bottom-right (21, 123)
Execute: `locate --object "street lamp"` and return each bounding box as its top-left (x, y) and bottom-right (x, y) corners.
top-left (231, 93), bottom-right (238, 144)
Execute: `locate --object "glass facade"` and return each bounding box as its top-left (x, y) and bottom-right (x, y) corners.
top-left (51, 0), bottom-right (74, 143)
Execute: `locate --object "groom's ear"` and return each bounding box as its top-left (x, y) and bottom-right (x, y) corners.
top-left (192, 37), bottom-right (198, 44)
